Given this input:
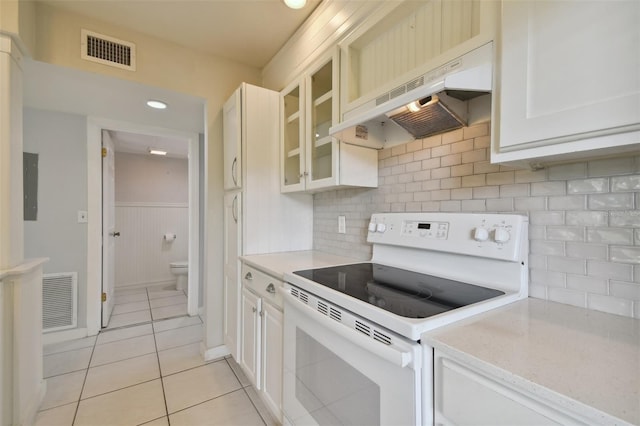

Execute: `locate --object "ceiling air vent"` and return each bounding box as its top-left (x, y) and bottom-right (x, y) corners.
top-left (81, 29), bottom-right (136, 71)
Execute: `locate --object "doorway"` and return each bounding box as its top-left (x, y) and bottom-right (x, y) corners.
top-left (87, 118), bottom-right (201, 333)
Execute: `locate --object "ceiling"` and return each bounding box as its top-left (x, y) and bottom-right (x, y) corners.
top-left (36, 0), bottom-right (322, 68)
top-left (25, 0), bottom-right (321, 157)
top-left (23, 58), bottom-right (204, 159)
top-left (110, 130), bottom-right (189, 159)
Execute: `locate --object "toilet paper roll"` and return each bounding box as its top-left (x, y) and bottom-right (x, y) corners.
top-left (164, 233), bottom-right (176, 242)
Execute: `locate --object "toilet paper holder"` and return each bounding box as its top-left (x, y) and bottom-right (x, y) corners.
top-left (163, 233), bottom-right (177, 242)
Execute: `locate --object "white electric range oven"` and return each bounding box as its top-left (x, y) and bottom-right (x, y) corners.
top-left (281, 212), bottom-right (529, 426)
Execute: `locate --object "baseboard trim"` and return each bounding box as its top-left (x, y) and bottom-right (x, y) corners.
top-left (42, 327), bottom-right (89, 345)
top-left (200, 342), bottom-right (229, 362)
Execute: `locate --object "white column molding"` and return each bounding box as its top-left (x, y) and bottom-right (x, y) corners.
top-left (0, 34), bottom-right (24, 270)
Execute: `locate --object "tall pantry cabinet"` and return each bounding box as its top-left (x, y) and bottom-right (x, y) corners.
top-left (222, 82), bottom-right (313, 358)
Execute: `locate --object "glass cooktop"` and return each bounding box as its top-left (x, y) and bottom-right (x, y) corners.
top-left (293, 263), bottom-right (504, 319)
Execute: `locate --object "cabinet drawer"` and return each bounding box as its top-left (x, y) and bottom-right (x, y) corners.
top-left (241, 264), bottom-right (283, 309)
top-left (435, 353), bottom-right (586, 425)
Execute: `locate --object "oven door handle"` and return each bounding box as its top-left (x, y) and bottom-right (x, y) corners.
top-left (282, 290), bottom-right (414, 369)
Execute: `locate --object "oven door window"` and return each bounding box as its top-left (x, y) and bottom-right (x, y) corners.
top-left (283, 298), bottom-right (420, 426)
top-left (294, 328), bottom-right (380, 425)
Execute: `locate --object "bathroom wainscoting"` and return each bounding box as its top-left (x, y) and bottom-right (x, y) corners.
top-left (115, 202), bottom-right (188, 290)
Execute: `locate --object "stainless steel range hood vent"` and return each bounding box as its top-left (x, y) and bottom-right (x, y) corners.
top-left (330, 42), bottom-right (493, 149)
top-left (388, 94), bottom-right (466, 139)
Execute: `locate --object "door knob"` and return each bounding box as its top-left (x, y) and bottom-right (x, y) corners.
top-left (111, 232), bottom-right (121, 237)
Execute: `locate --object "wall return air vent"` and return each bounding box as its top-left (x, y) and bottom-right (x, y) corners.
top-left (43, 272), bottom-right (78, 332)
top-left (81, 29), bottom-right (136, 71)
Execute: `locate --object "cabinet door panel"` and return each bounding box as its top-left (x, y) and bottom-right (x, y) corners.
top-left (223, 88), bottom-right (242, 190)
top-left (241, 288), bottom-right (261, 387)
top-left (223, 193), bottom-right (241, 359)
top-left (499, 1), bottom-right (640, 150)
top-left (435, 351), bottom-right (587, 425)
top-left (438, 358), bottom-right (558, 425)
top-left (281, 81), bottom-right (305, 192)
top-left (281, 48), bottom-right (377, 193)
top-left (306, 52), bottom-right (340, 190)
top-left (261, 302), bottom-right (283, 421)
top-left (223, 193), bottom-right (240, 271)
top-left (223, 273), bottom-right (239, 360)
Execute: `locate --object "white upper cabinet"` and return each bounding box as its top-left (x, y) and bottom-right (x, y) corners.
top-left (340, 0), bottom-right (497, 116)
top-left (223, 89), bottom-right (242, 190)
top-left (493, 0), bottom-right (640, 166)
top-left (305, 56), bottom-right (339, 191)
top-left (281, 78), bottom-right (305, 192)
top-left (281, 49), bottom-right (378, 193)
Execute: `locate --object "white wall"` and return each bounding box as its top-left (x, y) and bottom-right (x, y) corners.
top-left (115, 152), bottom-right (189, 203)
top-left (115, 205), bottom-right (188, 289)
top-left (23, 107), bottom-right (88, 327)
top-left (114, 152), bottom-right (189, 289)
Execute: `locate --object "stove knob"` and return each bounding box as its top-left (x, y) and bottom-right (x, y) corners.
top-left (368, 222), bottom-right (377, 233)
top-left (494, 228), bottom-right (511, 243)
top-left (473, 227), bottom-right (489, 242)
top-left (376, 223), bottom-right (387, 233)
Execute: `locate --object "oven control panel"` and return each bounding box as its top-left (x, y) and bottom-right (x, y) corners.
top-left (402, 220), bottom-right (449, 240)
top-left (367, 213), bottom-right (528, 262)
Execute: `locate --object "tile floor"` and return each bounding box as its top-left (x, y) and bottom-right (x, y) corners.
top-left (36, 287), bottom-right (277, 426)
top-left (107, 286), bottom-right (189, 329)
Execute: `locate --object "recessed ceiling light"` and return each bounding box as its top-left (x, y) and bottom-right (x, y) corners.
top-left (146, 100), bottom-right (167, 109)
top-left (284, 0), bottom-right (306, 9)
top-left (149, 149), bottom-right (167, 156)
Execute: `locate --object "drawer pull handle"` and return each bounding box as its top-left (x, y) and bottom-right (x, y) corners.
top-left (266, 283), bottom-right (276, 294)
top-left (244, 272), bottom-right (253, 280)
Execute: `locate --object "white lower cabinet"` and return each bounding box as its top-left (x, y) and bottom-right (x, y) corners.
top-left (434, 350), bottom-right (587, 425)
top-left (260, 300), bottom-right (283, 419)
top-left (240, 263), bottom-right (284, 422)
top-left (240, 287), bottom-right (260, 387)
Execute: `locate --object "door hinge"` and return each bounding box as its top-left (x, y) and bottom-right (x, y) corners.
top-left (102, 292), bottom-right (107, 302)
top-left (102, 147), bottom-right (107, 158)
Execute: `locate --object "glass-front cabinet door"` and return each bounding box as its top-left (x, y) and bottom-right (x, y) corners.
top-left (281, 49), bottom-right (340, 193)
top-left (305, 50), bottom-right (339, 190)
top-left (281, 80), bottom-right (305, 192)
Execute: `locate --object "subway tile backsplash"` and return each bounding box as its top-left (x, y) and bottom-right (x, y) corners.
top-left (313, 122), bottom-right (640, 318)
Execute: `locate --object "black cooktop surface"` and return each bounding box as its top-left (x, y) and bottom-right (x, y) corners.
top-left (293, 263), bottom-right (505, 319)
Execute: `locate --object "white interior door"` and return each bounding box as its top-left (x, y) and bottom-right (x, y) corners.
top-left (102, 130), bottom-right (116, 327)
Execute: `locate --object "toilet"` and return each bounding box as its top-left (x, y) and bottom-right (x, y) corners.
top-left (169, 261), bottom-right (188, 291)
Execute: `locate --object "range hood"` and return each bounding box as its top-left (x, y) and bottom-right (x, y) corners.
top-left (330, 42), bottom-right (493, 149)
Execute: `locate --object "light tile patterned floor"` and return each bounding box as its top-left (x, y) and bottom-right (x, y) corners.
top-left (107, 286), bottom-right (189, 329)
top-left (36, 287), bottom-right (277, 426)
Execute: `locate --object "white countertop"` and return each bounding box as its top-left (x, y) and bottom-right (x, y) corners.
top-left (423, 298), bottom-right (640, 425)
top-left (240, 250), bottom-right (360, 280)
